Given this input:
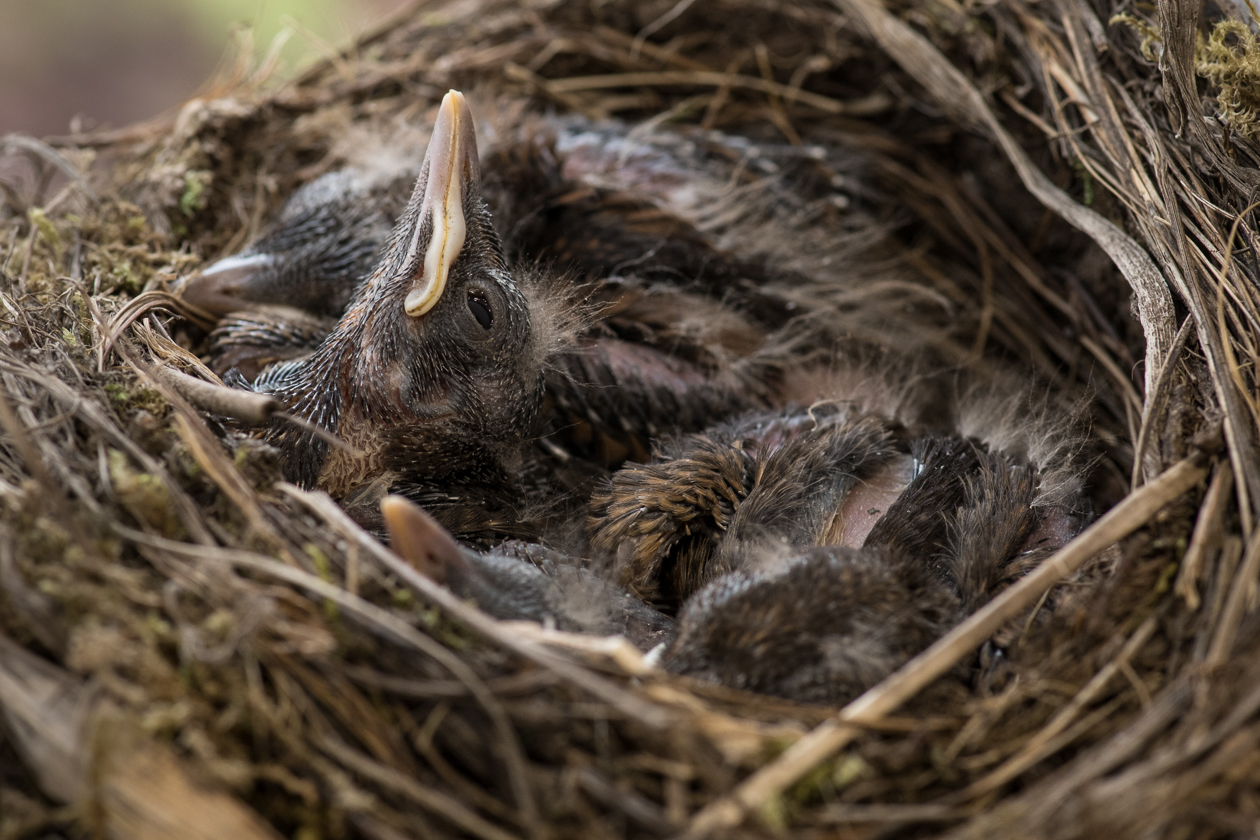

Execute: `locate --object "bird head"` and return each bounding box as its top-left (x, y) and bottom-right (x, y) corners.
top-left (260, 89), bottom-right (546, 497)
top-left (347, 90), bottom-right (537, 437)
top-left (180, 168), bottom-right (395, 320)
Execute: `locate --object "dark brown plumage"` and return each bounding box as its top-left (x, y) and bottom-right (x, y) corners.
top-left (660, 545), bottom-right (959, 704)
top-left (186, 114), bottom-right (868, 474)
top-left (376, 360), bottom-right (1088, 707)
top-left (181, 168), bottom-right (409, 320)
top-left (383, 496), bottom-right (674, 651)
top-left (652, 435), bottom-right (1070, 705)
top-left (591, 373), bottom-right (1088, 608)
top-left (247, 92), bottom-right (552, 541)
top-left (204, 310), bottom-right (333, 382)
top-left (590, 406), bottom-right (901, 608)
top-left (383, 415), bottom-right (1078, 706)
top-left (184, 97), bottom-right (1093, 706)
top-left (574, 373), bottom-right (1089, 703)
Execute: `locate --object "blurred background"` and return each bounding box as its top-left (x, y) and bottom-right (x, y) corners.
top-left (0, 0), bottom-right (410, 137)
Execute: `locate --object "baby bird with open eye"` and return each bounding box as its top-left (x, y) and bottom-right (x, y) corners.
top-left (184, 113), bottom-right (890, 476)
top-left (192, 92), bottom-right (1094, 706)
top-left (245, 91), bottom-right (565, 539)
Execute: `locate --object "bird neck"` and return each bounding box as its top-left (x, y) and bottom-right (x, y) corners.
top-left (327, 287), bottom-right (426, 426)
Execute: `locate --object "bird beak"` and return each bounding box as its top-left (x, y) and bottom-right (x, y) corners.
top-left (381, 494), bottom-right (471, 585)
top-left (180, 252), bottom-right (277, 317)
top-left (402, 90), bottom-right (481, 318)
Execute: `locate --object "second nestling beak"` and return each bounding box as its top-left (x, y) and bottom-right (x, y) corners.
top-left (178, 168), bottom-right (407, 322)
top-left (401, 90), bottom-right (481, 318)
top-left (180, 252), bottom-right (279, 318)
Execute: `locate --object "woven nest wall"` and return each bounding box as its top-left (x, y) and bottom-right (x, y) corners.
top-left (1, 0), bottom-right (1259, 837)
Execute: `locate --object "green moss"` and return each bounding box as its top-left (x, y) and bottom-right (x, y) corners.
top-left (756, 793), bottom-right (788, 833)
top-left (305, 543), bottom-right (341, 622)
top-left (173, 443), bottom-right (204, 480)
top-left (180, 170), bottom-right (213, 218)
top-left (1073, 159), bottom-right (1095, 206)
top-left (108, 449), bottom-right (184, 538)
top-left (769, 748), bottom-right (872, 815)
top-left (787, 760), bottom-right (834, 805)
top-left (104, 380), bottom-right (168, 419)
top-left (125, 214), bottom-right (149, 242)
top-left (1153, 559), bottom-right (1180, 597)
top-left (294, 824), bottom-right (323, 840)
top-left (1197, 20), bottom-right (1260, 139)
top-left (110, 258), bottom-right (143, 295)
top-left (411, 603), bottom-right (476, 649)
top-left (27, 207), bottom-right (63, 256)
top-left (306, 544), bottom-right (332, 580)
top-left (143, 612), bottom-right (175, 644)
top-left (831, 753), bottom-right (869, 789)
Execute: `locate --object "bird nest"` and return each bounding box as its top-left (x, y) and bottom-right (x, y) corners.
top-left (2, 0), bottom-right (1258, 837)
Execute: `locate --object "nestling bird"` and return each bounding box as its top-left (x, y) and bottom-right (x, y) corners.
top-left (590, 367), bottom-right (1087, 611)
top-left (184, 112), bottom-right (897, 472)
top-left (242, 91), bottom-right (565, 541)
top-left (181, 167), bottom-right (411, 321)
top-left (383, 495), bottom-right (674, 651)
top-left (378, 359), bottom-right (1088, 706)
top-left (381, 378), bottom-right (1085, 708)
top-left (644, 399), bottom-right (1085, 704)
top-left (181, 93), bottom-right (1093, 706)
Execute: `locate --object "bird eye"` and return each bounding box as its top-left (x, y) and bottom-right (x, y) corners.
top-left (467, 290), bottom-right (493, 330)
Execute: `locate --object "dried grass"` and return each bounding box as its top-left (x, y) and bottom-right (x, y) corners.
top-left (2, 0), bottom-right (1259, 837)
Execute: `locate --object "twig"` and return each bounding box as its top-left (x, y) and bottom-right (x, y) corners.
top-left (594, 26), bottom-right (712, 71)
top-left (577, 766), bottom-right (677, 833)
top-left (495, 622), bottom-right (654, 676)
top-left (0, 354), bottom-right (217, 546)
top-left (115, 337), bottom-right (297, 562)
top-left (0, 635), bottom-right (282, 840)
top-left (0, 385), bottom-right (65, 511)
top-left (632, 0), bottom-right (698, 53)
top-left (1109, 65), bottom-right (1260, 531)
top-left (1132, 317), bottom-right (1195, 488)
top-left (342, 665), bottom-right (558, 700)
top-left (682, 455), bottom-right (1207, 838)
top-left (103, 290), bottom-right (219, 364)
top-left (830, 0), bottom-right (1175, 410)
top-left (1206, 532), bottom-right (1260, 666)
top-left (1080, 334), bottom-right (1144, 420)
top-left (754, 43), bottom-right (800, 144)
top-left (941, 677), bottom-right (1195, 838)
top-left (1176, 460), bottom-right (1235, 610)
top-left (815, 802), bottom-right (963, 824)
top-left (1, 134), bottom-right (97, 202)
top-left (273, 411), bottom-right (365, 457)
top-left (702, 56), bottom-right (744, 129)
top-left (504, 63), bottom-right (607, 119)
top-left (152, 365), bottom-right (280, 425)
